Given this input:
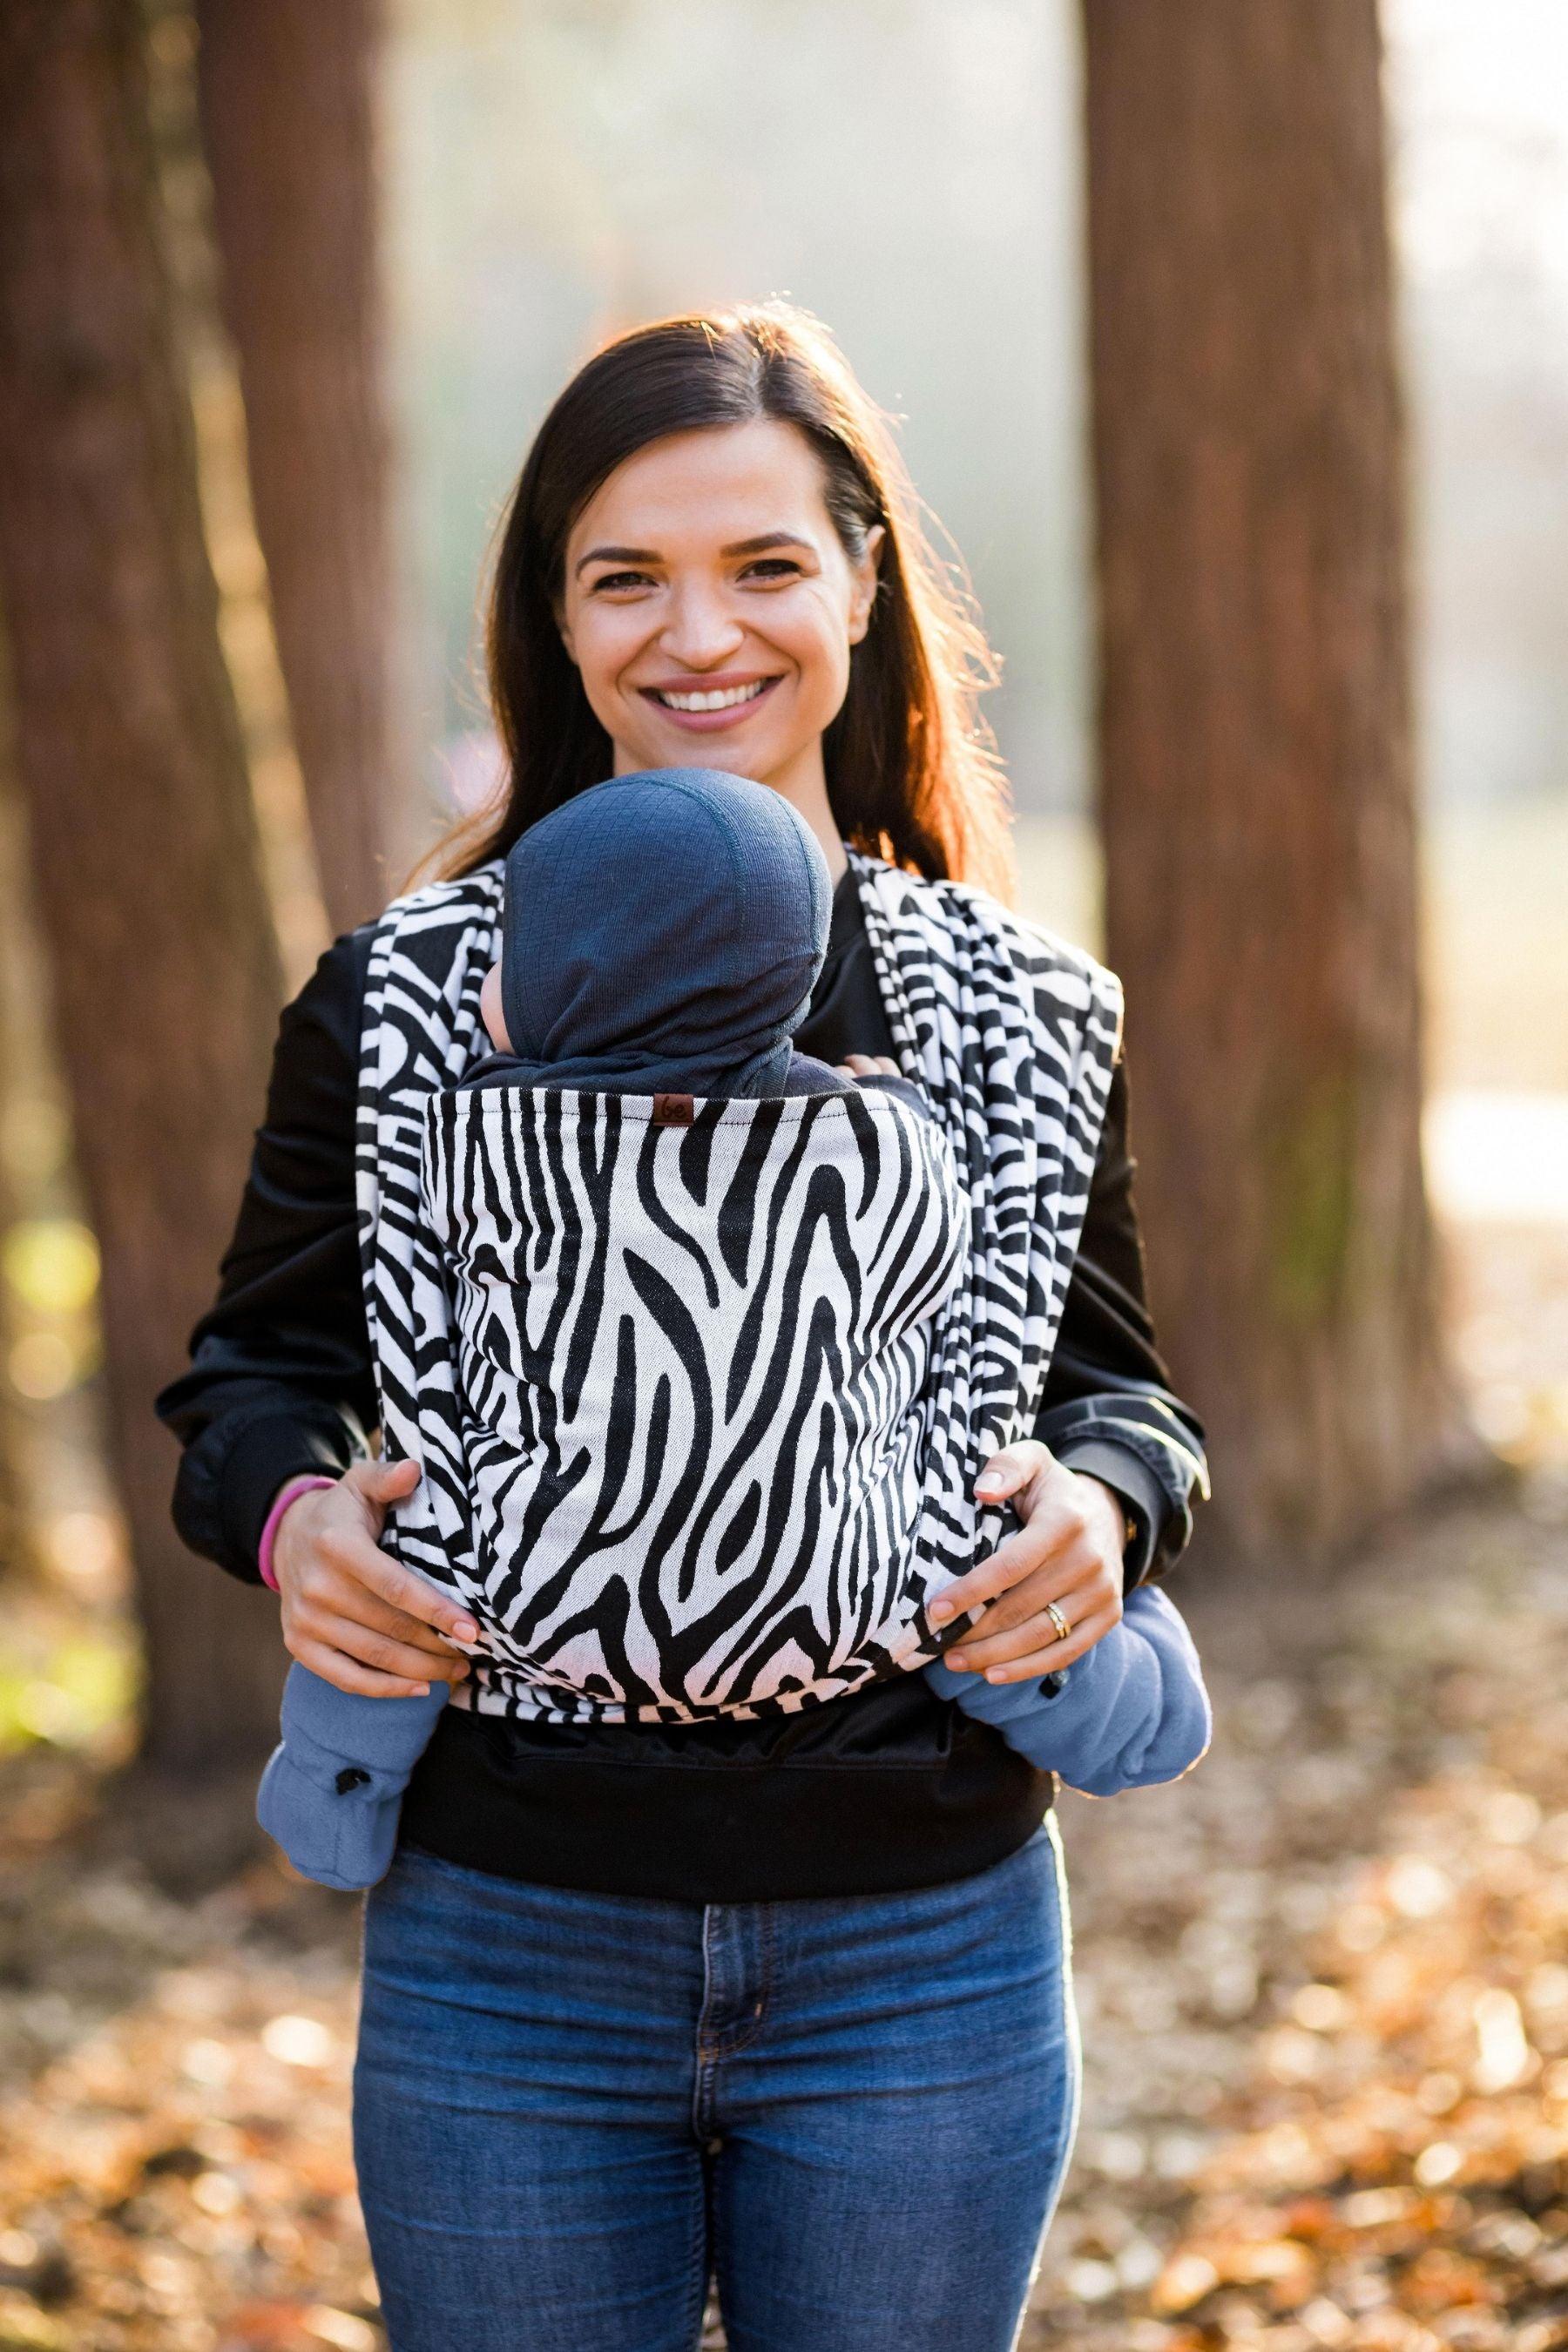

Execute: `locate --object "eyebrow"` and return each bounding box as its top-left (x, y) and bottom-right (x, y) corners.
top-left (573, 531), bottom-right (812, 578)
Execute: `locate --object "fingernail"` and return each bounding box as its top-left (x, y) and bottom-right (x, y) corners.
top-left (976, 1476), bottom-right (1005, 1497)
top-left (929, 1601), bottom-right (952, 1625)
top-left (985, 1668), bottom-right (1009, 1684)
top-left (451, 1619), bottom-right (478, 1641)
top-left (947, 1654), bottom-right (970, 1671)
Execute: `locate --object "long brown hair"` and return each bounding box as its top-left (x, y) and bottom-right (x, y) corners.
top-left (418, 301), bottom-right (1017, 898)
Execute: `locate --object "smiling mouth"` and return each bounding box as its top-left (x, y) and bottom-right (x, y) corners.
top-left (643, 678), bottom-right (780, 713)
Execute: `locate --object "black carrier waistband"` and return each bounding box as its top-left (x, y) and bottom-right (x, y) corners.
top-left (397, 1673), bottom-right (1054, 1905)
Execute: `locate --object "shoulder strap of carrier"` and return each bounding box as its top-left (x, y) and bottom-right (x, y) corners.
top-left (355, 861), bottom-right (504, 1517)
top-left (847, 849), bottom-right (1125, 1553)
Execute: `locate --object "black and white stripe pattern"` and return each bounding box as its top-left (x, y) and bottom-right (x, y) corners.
top-left (355, 848), bottom-right (1124, 1724)
top-left (416, 1083), bottom-right (967, 1720)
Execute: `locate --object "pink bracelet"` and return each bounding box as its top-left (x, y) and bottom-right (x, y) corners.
top-left (257, 1474), bottom-right (338, 1592)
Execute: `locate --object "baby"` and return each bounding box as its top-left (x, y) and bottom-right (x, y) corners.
top-left (258, 768), bottom-right (1210, 1890)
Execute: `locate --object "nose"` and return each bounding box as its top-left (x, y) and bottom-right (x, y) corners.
top-left (659, 578), bottom-right (747, 671)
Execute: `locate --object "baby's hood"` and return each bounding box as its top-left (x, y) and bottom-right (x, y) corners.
top-left (497, 768), bottom-right (832, 1098)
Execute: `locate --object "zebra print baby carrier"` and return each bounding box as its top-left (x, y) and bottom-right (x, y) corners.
top-left (355, 848), bottom-right (1125, 1725)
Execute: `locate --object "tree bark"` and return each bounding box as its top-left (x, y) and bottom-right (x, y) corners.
top-left (0, 747), bottom-right (56, 1592)
top-left (0, 0), bottom-right (288, 1767)
top-left (1079, 0), bottom-right (1473, 1565)
top-left (196, 0), bottom-right (405, 934)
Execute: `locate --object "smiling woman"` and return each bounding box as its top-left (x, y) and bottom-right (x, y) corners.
top-left (555, 419), bottom-right (881, 854)
top-left (157, 300), bottom-right (1210, 2352)
top-left (427, 302), bottom-right (1018, 897)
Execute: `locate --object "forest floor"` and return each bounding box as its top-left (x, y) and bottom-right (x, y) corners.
top-left (1028, 1477), bottom-right (1568, 2352)
top-left (0, 1233), bottom-right (1565, 2352)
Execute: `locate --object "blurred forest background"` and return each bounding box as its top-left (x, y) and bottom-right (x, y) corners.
top-left (0, 1), bottom-right (1565, 2347)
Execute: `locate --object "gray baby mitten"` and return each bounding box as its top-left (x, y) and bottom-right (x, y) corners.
top-left (256, 1661), bottom-right (452, 1892)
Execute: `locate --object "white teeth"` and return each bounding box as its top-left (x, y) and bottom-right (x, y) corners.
top-left (652, 679), bottom-right (770, 712)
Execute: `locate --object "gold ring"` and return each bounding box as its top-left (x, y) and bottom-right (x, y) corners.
top-left (1044, 1601), bottom-right (1071, 1645)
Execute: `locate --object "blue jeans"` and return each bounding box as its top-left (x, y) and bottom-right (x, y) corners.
top-left (352, 1821), bottom-right (1080, 2352)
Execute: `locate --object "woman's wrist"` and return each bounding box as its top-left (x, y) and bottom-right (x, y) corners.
top-left (257, 1472), bottom-right (337, 1592)
top-left (1073, 1470), bottom-right (1139, 1561)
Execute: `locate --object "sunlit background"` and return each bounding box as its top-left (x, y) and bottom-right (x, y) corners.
top-left (5, 0), bottom-right (1566, 1757)
top-left (3, 9), bottom-right (1568, 2345)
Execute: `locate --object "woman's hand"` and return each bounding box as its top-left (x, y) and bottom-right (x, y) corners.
top-left (271, 1458), bottom-right (480, 1698)
top-left (926, 1441), bottom-right (1128, 1682)
top-left (835, 1053), bottom-right (902, 1078)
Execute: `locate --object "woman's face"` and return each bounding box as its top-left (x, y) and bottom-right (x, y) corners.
top-left (554, 418), bottom-right (884, 808)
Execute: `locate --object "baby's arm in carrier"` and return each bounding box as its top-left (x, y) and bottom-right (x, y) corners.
top-left (832, 1051), bottom-right (932, 1123)
top-left (923, 1584), bottom-right (1212, 1796)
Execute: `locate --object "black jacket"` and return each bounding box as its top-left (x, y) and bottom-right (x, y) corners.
top-left (155, 867), bottom-right (1209, 1901)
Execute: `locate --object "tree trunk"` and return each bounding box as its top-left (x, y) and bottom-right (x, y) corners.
top-left (0, 748), bottom-right (55, 1592)
top-left (1079, 0), bottom-right (1473, 1565)
top-left (196, 0), bottom-right (405, 934)
top-left (0, 0), bottom-right (288, 1767)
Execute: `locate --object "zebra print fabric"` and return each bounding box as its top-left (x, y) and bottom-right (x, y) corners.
top-left (416, 1084), bottom-right (967, 1720)
top-left (355, 846), bottom-right (1125, 1725)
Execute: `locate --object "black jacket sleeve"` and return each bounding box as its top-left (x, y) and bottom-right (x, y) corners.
top-left (1031, 1051), bottom-right (1210, 1589)
top-left (152, 926), bottom-right (382, 1584)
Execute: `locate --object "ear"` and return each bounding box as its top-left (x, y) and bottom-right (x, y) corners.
top-left (848, 522), bottom-right (886, 645)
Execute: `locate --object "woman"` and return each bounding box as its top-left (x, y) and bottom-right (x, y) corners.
top-left (156, 302), bottom-right (1208, 2352)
